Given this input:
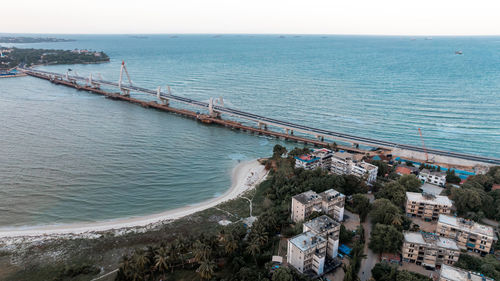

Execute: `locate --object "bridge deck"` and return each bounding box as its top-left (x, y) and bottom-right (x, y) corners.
top-left (20, 68), bottom-right (500, 165)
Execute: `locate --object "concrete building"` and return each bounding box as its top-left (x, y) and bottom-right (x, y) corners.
top-left (294, 155), bottom-right (321, 170)
top-left (319, 189), bottom-right (345, 221)
top-left (405, 192), bottom-right (453, 221)
top-left (330, 152), bottom-right (378, 183)
top-left (351, 161), bottom-right (378, 183)
top-left (402, 232), bottom-right (460, 269)
top-left (310, 148), bottom-right (333, 170)
top-left (287, 231), bottom-right (327, 275)
top-left (303, 215), bottom-right (341, 258)
top-left (419, 169), bottom-right (447, 186)
top-left (291, 190), bottom-right (322, 223)
top-left (436, 214), bottom-right (495, 255)
top-left (439, 264), bottom-right (495, 281)
top-left (291, 189), bottom-right (345, 223)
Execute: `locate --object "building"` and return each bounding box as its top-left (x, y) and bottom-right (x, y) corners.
top-left (402, 232), bottom-right (460, 269)
top-left (436, 215), bottom-right (495, 255)
top-left (396, 165), bottom-right (419, 176)
top-left (303, 215), bottom-right (341, 258)
top-left (291, 190), bottom-right (322, 223)
top-left (291, 189), bottom-right (345, 223)
top-left (419, 169), bottom-right (447, 186)
top-left (294, 155), bottom-right (321, 170)
top-left (439, 264), bottom-right (495, 281)
top-left (310, 148), bottom-right (333, 169)
top-left (405, 192), bottom-right (453, 221)
top-left (330, 152), bottom-right (378, 183)
top-left (492, 184), bottom-right (500, 191)
top-left (287, 231), bottom-right (327, 275)
top-left (351, 161), bottom-right (378, 183)
top-left (320, 189), bottom-right (345, 221)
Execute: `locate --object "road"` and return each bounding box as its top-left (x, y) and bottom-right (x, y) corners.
top-left (359, 194), bottom-right (378, 281)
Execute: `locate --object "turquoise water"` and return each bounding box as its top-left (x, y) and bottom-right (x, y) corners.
top-left (1, 35), bottom-right (499, 227)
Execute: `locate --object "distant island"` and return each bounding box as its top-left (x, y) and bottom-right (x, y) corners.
top-left (0, 46), bottom-right (110, 70)
top-left (0, 36), bottom-right (75, 43)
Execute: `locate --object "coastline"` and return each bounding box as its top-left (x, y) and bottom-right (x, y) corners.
top-left (0, 159), bottom-right (268, 240)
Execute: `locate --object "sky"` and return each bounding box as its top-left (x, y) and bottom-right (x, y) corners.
top-left (2, 0), bottom-right (500, 35)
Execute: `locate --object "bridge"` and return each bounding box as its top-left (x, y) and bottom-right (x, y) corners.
top-left (19, 64), bottom-right (500, 165)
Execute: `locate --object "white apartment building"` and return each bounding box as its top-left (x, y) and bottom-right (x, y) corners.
top-left (303, 215), bottom-right (341, 258)
top-left (287, 231), bottom-right (327, 275)
top-left (291, 189), bottom-right (345, 223)
top-left (311, 148), bottom-right (333, 169)
top-left (330, 152), bottom-right (378, 183)
top-left (294, 155), bottom-right (321, 170)
top-left (436, 214), bottom-right (495, 255)
top-left (419, 169), bottom-right (447, 186)
top-left (439, 264), bottom-right (495, 281)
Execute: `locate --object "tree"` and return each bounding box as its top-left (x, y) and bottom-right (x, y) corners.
top-left (272, 144), bottom-right (287, 159)
top-left (370, 199), bottom-right (403, 226)
top-left (375, 181), bottom-right (407, 207)
top-left (153, 246), bottom-right (169, 275)
top-left (446, 169), bottom-right (461, 184)
top-left (372, 160), bottom-right (390, 177)
top-left (369, 224), bottom-right (403, 255)
top-left (352, 194), bottom-right (371, 222)
top-left (246, 238), bottom-right (261, 265)
top-left (398, 175), bottom-right (422, 192)
top-left (196, 259), bottom-right (216, 280)
top-left (340, 224), bottom-right (355, 244)
top-left (451, 188), bottom-right (481, 215)
top-left (272, 267), bottom-right (294, 281)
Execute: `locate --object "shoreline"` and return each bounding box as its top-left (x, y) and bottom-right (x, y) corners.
top-left (0, 159), bottom-right (268, 240)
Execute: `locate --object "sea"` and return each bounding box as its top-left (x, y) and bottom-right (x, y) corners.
top-left (0, 34), bottom-right (499, 227)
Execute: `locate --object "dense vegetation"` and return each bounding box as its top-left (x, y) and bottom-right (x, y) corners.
top-left (0, 47), bottom-right (109, 69)
top-left (446, 166), bottom-right (500, 221)
top-left (454, 253), bottom-right (500, 280)
top-left (371, 263), bottom-right (431, 281)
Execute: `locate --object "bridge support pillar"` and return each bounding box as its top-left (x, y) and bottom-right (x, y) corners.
top-left (157, 86), bottom-right (169, 106)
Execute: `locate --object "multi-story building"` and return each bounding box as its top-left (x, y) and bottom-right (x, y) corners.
top-left (291, 189), bottom-right (345, 223)
top-left (310, 148), bottom-right (333, 169)
top-left (330, 152), bottom-right (378, 183)
top-left (294, 155), bottom-right (321, 170)
top-left (287, 231), bottom-right (327, 275)
top-left (419, 169), bottom-right (447, 186)
top-left (439, 264), bottom-right (495, 281)
top-left (303, 215), bottom-right (341, 258)
top-left (436, 214), bottom-right (495, 255)
top-left (405, 192), bottom-right (453, 221)
top-left (291, 190), bottom-right (322, 223)
top-left (320, 189), bottom-right (345, 221)
top-left (351, 161), bottom-right (378, 183)
top-left (402, 232), bottom-right (460, 269)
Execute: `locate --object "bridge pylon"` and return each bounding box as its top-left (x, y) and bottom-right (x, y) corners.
top-left (118, 60), bottom-right (132, 97)
top-left (157, 86), bottom-right (169, 106)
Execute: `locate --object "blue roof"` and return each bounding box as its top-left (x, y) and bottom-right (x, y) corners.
top-left (294, 156), bottom-right (320, 163)
top-left (339, 244), bottom-right (352, 255)
top-left (372, 155), bottom-right (381, 161)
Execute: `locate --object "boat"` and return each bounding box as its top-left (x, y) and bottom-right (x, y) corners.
top-left (455, 50), bottom-right (463, 55)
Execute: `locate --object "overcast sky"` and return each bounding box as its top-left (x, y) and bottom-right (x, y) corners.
top-left (3, 0), bottom-right (500, 35)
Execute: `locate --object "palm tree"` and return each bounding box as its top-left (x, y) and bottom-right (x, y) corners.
top-left (154, 246), bottom-right (169, 275)
top-left (196, 259), bottom-right (216, 280)
top-left (116, 255), bottom-right (132, 281)
top-left (224, 235), bottom-right (238, 255)
top-left (133, 249), bottom-right (151, 278)
top-left (246, 238), bottom-right (261, 265)
top-left (193, 241), bottom-right (211, 262)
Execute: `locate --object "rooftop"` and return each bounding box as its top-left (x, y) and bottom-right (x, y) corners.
top-left (404, 231), bottom-right (459, 250)
top-left (332, 151), bottom-right (353, 161)
top-left (421, 169), bottom-right (446, 177)
top-left (440, 264), bottom-right (494, 281)
top-left (320, 189), bottom-right (345, 201)
top-left (406, 192), bottom-right (453, 206)
top-left (438, 215), bottom-right (494, 237)
top-left (295, 155), bottom-right (320, 163)
top-left (293, 190), bottom-right (321, 205)
top-left (396, 166), bottom-right (413, 175)
top-left (289, 231), bottom-right (326, 251)
top-left (311, 148), bottom-right (333, 158)
top-left (357, 161), bottom-right (377, 171)
top-left (304, 215), bottom-right (340, 234)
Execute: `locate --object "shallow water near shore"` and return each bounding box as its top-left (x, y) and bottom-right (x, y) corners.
top-left (1, 34), bottom-right (499, 227)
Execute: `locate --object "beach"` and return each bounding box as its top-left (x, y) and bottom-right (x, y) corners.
top-left (0, 160), bottom-right (268, 240)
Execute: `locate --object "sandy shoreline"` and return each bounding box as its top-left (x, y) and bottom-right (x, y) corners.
top-left (0, 160), bottom-right (268, 240)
